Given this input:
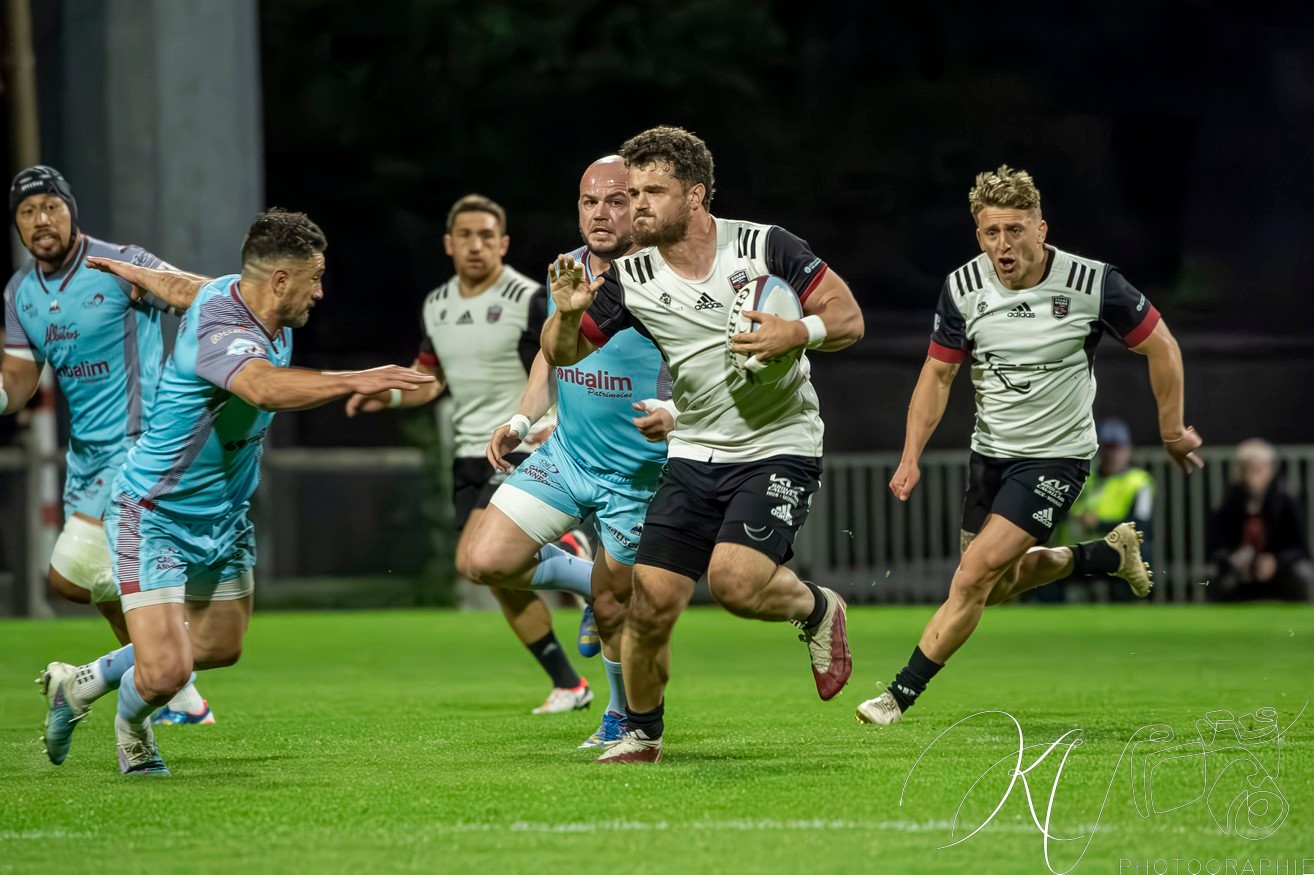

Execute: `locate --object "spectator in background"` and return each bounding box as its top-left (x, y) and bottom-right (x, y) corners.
top-left (1035, 418), bottom-right (1154, 602)
top-left (1209, 439), bottom-right (1313, 602)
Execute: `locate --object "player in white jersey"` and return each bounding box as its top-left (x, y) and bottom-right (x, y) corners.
top-left (856, 166), bottom-right (1205, 727)
top-left (464, 155), bottom-right (677, 746)
top-left (543, 126), bottom-right (865, 763)
top-left (347, 195), bottom-right (596, 712)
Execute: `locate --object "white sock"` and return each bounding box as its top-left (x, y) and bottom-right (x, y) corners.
top-left (72, 660), bottom-right (109, 703)
top-left (166, 682), bottom-right (205, 714)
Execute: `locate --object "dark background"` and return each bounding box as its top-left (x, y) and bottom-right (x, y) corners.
top-left (24, 0), bottom-right (1314, 452)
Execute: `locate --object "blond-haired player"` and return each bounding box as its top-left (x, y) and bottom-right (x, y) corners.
top-left (857, 165), bottom-right (1204, 726)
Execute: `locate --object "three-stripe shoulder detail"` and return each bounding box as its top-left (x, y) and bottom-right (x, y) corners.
top-left (1062, 257), bottom-right (1100, 295)
top-left (949, 258), bottom-right (986, 297)
top-left (620, 254), bottom-right (657, 284)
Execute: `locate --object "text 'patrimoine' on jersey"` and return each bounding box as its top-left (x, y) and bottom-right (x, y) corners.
top-left (418, 265), bottom-right (546, 459)
top-left (580, 218), bottom-right (828, 463)
top-left (928, 245), bottom-right (1160, 460)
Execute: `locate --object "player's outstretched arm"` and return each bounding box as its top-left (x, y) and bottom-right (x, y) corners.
top-left (890, 357), bottom-right (960, 501)
top-left (541, 254), bottom-right (601, 366)
top-left (345, 358), bottom-right (445, 417)
top-left (85, 256), bottom-right (209, 312)
top-left (0, 354), bottom-right (41, 415)
top-left (231, 360), bottom-right (435, 413)
top-left (1128, 318), bottom-right (1204, 473)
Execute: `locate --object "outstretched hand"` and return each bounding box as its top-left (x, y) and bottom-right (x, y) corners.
top-left (341, 366), bottom-right (434, 417)
top-left (548, 254), bottom-right (604, 315)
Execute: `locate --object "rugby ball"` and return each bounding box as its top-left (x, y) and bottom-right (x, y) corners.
top-left (727, 275), bottom-right (804, 384)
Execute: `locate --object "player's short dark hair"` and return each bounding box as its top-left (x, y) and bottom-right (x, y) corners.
top-left (241, 208), bottom-right (327, 267)
top-left (446, 194), bottom-right (507, 233)
top-left (618, 126), bottom-right (716, 211)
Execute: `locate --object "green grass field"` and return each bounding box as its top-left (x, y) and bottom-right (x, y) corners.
top-left (1, 606), bottom-right (1311, 875)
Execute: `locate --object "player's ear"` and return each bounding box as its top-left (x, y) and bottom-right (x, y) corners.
top-left (1037, 219), bottom-right (1047, 243)
top-left (975, 227), bottom-right (986, 252)
top-left (499, 234), bottom-right (510, 257)
top-left (443, 234), bottom-right (454, 257)
top-left (270, 267), bottom-right (289, 296)
top-left (688, 183), bottom-right (705, 211)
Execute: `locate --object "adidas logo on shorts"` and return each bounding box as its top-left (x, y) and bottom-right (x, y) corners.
top-left (1007, 303), bottom-right (1036, 318)
top-left (1032, 506), bottom-right (1053, 528)
top-left (694, 292), bottom-right (723, 310)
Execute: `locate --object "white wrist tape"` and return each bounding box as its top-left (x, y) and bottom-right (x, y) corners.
top-left (507, 413), bottom-right (533, 440)
top-left (0, 386), bottom-right (8, 413)
top-left (801, 314), bottom-right (827, 349)
top-left (640, 398), bottom-right (679, 422)
top-left (387, 388), bottom-right (402, 408)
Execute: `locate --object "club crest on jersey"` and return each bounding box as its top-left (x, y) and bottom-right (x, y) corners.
top-left (486, 305), bottom-right (502, 324)
top-left (1051, 295), bottom-right (1071, 320)
top-left (977, 301), bottom-right (988, 317)
top-left (727, 270), bottom-right (750, 290)
top-left (83, 292), bottom-right (105, 308)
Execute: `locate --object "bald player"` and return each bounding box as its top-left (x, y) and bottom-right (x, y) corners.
top-left (463, 156), bottom-right (676, 746)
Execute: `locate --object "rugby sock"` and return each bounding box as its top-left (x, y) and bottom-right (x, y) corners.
top-left (529, 543), bottom-right (594, 599)
top-left (527, 631), bottom-right (581, 689)
top-left (116, 667), bottom-right (156, 724)
top-left (166, 682), bottom-right (206, 715)
top-left (72, 644), bottom-right (135, 703)
top-left (603, 655), bottom-right (627, 715)
top-left (801, 581), bottom-right (828, 629)
top-left (1071, 540), bottom-right (1121, 576)
top-left (888, 646), bottom-right (943, 712)
top-left (117, 666), bottom-right (199, 724)
top-left (625, 701), bottom-right (664, 740)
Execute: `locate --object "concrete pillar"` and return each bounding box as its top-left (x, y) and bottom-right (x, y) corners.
top-left (58, 0), bottom-right (261, 275)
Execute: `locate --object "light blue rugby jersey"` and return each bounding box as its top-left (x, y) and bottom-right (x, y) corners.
top-left (3, 234), bottom-right (165, 447)
top-left (548, 245), bottom-right (669, 479)
top-left (117, 276), bottom-right (291, 516)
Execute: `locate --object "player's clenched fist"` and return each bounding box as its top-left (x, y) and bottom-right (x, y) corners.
top-left (548, 254), bottom-right (604, 315)
top-left (1162, 426), bottom-right (1205, 474)
top-left (889, 459), bottom-right (921, 501)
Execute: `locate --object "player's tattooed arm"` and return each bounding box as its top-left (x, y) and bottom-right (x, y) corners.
top-left (889, 357), bottom-right (960, 501)
top-left (1128, 319), bottom-right (1204, 473)
top-left (233, 359), bottom-right (435, 413)
top-left (542, 254), bottom-right (601, 366)
top-left (85, 256), bottom-right (209, 313)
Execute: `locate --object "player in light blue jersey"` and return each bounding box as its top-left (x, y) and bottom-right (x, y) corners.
top-left (462, 157), bottom-right (677, 747)
top-left (1, 165), bottom-right (217, 723)
top-left (36, 209), bottom-right (435, 775)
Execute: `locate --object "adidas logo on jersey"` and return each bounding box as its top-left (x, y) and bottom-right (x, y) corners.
top-left (1032, 506), bottom-right (1054, 528)
top-left (1007, 303), bottom-right (1036, 318)
top-left (694, 292), bottom-right (723, 310)
top-left (771, 503), bottom-right (793, 525)
top-left (457, 311), bottom-right (473, 325)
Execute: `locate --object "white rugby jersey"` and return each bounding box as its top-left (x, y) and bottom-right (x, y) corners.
top-left (418, 265), bottom-right (547, 458)
top-left (580, 218), bottom-right (829, 463)
top-left (928, 245), bottom-right (1161, 460)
